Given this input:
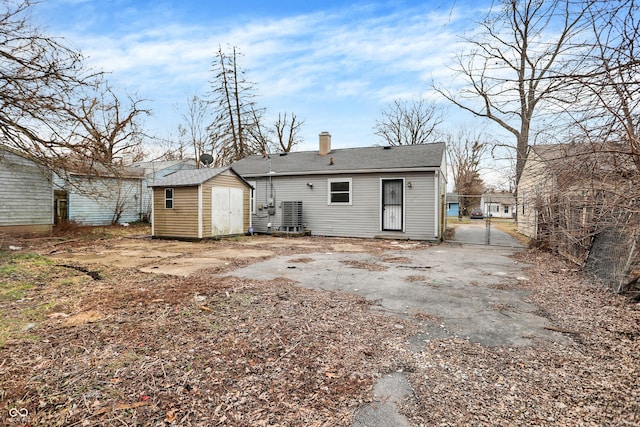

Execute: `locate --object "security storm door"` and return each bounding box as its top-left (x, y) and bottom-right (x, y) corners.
top-left (382, 179), bottom-right (403, 231)
top-left (212, 187), bottom-right (244, 236)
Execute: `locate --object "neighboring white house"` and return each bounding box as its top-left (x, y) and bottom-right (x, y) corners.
top-left (53, 163), bottom-right (145, 225)
top-left (481, 192), bottom-right (516, 219)
top-left (232, 132), bottom-right (447, 241)
top-left (133, 159), bottom-right (197, 221)
top-left (0, 145), bottom-right (53, 235)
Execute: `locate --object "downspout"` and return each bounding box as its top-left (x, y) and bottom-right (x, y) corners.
top-left (198, 184), bottom-right (203, 239)
top-left (139, 178), bottom-right (144, 222)
top-left (150, 188), bottom-right (155, 237)
top-left (434, 173), bottom-right (439, 239)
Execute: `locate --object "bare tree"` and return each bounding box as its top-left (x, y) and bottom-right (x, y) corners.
top-left (522, 1), bottom-right (640, 291)
top-left (245, 105), bottom-right (270, 156)
top-left (65, 81), bottom-right (150, 166)
top-left (570, 0), bottom-right (640, 171)
top-left (0, 0), bottom-right (97, 166)
top-left (374, 98), bottom-right (442, 146)
top-left (447, 130), bottom-right (488, 215)
top-left (208, 45), bottom-right (264, 165)
top-left (176, 94), bottom-right (210, 167)
top-left (436, 0), bottom-right (591, 185)
top-left (274, 112), bottom-right (304, 153)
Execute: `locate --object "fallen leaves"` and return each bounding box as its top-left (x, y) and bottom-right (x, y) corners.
top-left (2, 233), bottom-right (639, 426)
top-left (0, 263), bottom-right (411, 426)
top-left (401, 249), bottom-right (640, 426)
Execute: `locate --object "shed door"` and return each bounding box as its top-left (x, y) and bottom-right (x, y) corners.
top-left (382, 179), bottom-right (403, 231)
top-left (212, 187), bottom-right (244, 236)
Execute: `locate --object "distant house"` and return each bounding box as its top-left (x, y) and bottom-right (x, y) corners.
top-left (232, 132), bottom-right (447, 241)
top-left (481, 192), bottom-right (516, 219)
top-left (149, 167), bottom-right (252, 240)
top-left (133, 159), bottom-right (197, 221)
top-left (446, 193), bottom-right (460, 217)
top-left (53, 163), bottom-right (145, 226)
top-left (0, 145), bottom-right (53, 235)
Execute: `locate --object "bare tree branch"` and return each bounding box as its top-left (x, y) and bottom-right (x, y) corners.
top-left (374, 98), bottom-right (442, 146)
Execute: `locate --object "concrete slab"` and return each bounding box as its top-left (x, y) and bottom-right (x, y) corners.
top-left (224, 243), bottom-right (561, 347)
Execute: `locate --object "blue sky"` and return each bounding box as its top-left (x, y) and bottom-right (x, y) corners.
top-left (32, 0), bottom-right (495, 154)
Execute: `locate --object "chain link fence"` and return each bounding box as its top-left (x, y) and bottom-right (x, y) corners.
top-left (530, 197), bottom-right (639, 293)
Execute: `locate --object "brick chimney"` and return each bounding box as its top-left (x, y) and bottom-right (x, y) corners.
top-left (319, 131), bottom-right (331, 156)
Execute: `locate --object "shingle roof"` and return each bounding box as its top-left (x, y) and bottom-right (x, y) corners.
top-left (150, 167), bottom-right (238, 187)
top-left (231, 143), bottom-right (446, 176)
top-left (483, 192), bottom-right (515, 204)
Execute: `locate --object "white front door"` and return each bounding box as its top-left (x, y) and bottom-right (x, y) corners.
top-left (212, 187), bottom-right (244, 236)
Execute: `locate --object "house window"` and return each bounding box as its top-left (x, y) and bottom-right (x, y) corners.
top-left (165, 188), bottom-right (174, 209)
top-left (328, 178), bottom-right (352, 205)
top-left (504, 205), bottom-right (509, 214)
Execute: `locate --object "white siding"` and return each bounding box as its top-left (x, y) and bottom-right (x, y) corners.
top-left (55, 175), bottom-right (143, 225)
top-left (250, 172), bottom-right (439, 240)
top-left (0, 149), bottom-right (52, 228)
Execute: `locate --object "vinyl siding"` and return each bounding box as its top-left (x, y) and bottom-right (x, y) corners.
top-left (55, 175), bottom-right (143, 225)
top-left (0, 149), bottom-right (53, 233)
top-left (517, 150), bottom-right (553, 238)
top-left (250, 172), bottom-right (439, 240)
top-left (153, 186), bottom-right (200, 238)
top-left (152, 170), bottom-right (250, 239)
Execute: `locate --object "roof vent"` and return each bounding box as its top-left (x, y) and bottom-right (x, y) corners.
top-left (279, 152), bottom-right (288, 156)
top-left (383, 146), bottom-right (392, 150)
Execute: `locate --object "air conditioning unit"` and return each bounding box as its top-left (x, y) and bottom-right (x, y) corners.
top-left (281, 201), bottom-right (303, 232)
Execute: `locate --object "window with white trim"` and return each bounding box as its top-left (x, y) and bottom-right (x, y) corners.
top-left (165, 188), bottom-right (174, 209)
top-left (328, 178), bottom-right (352, 205)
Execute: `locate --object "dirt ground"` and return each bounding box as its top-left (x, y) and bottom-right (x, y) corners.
top-left (1, 225), bottom-right (639, 426)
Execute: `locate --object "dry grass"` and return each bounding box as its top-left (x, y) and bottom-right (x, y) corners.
top-left (1, 229), bottom-right (639, 426)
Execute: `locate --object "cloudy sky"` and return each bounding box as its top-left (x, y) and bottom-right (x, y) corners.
top-left (32, 0), bottom-right (496, 154)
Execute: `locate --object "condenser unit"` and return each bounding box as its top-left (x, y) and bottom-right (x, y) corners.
top-left (281, 201), bottom-right (303, 232)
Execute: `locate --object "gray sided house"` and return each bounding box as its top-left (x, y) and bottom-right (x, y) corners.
top-left (232, 133), bottom-right (447, 241)
top-left (0, 145), bottom-right (53, 235)
top-left (150, 167), bottom-right (252, 240)
top-left (54, 164), bottom-right (145, 226)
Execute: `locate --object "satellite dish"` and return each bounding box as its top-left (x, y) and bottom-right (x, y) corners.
top-left (199, 153), bottom-right (214, 166)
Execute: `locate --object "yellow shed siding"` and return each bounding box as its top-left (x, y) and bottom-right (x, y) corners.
top-left (153, 186), bottom-right (200, 238)
top-left (152, 170), bottom-right (250, 239)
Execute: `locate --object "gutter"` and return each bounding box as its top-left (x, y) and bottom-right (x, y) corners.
top-left (239, 167), bottom-right (441, 178)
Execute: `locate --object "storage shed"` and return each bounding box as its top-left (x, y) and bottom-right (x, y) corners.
top-left (150, 167), bottom-right (252, 240)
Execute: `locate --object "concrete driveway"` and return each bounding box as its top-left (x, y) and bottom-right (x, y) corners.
top-left (224, 240), bottom-right (559, 426)
top-left (225, 242), bottom-right (554, 347)
top-left (449, 220), bottom-right (522, 247)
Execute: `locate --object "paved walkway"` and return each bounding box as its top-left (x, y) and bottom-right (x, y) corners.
top-left (448, 220), bottom-right (523, 247)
